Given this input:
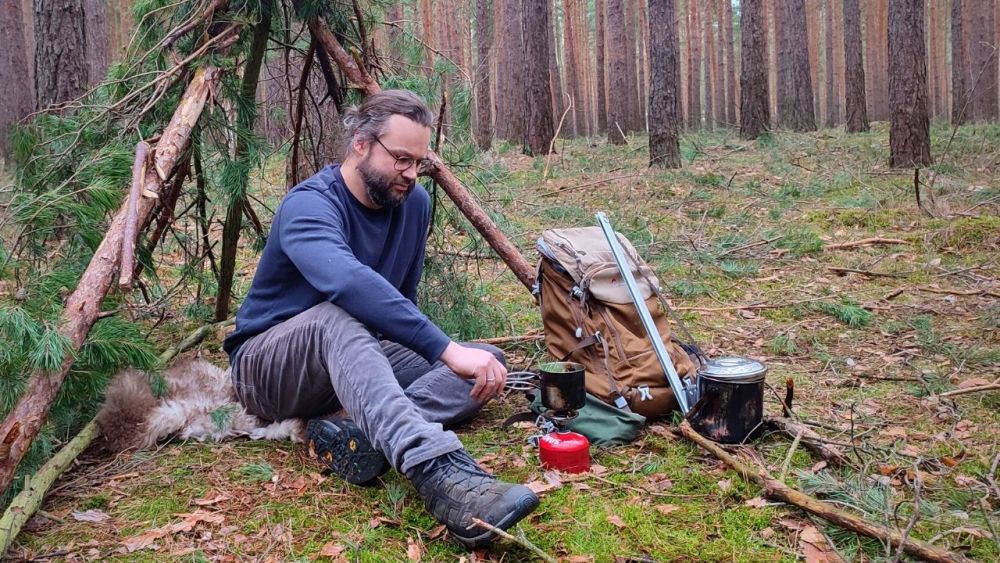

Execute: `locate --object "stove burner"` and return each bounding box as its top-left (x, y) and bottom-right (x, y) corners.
top-left (542, 409), bottom-right (579, 429)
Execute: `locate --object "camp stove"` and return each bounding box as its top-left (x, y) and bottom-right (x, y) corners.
top-left (508, 362), bottom-right (591, 473)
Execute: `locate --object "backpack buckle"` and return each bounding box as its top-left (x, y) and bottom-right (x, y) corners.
top-left (613, 394), bottom-right (629, 409)
top-left (637, 385), bottom-right (653, 401)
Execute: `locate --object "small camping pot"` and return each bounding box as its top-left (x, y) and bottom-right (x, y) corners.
top-left (538, 361), bottom-right (586, 412)
top-left (689, 357), bottom-right (767, 444)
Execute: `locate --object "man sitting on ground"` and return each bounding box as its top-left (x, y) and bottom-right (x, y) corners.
top-left (223, 90), bottom-right (538, 548)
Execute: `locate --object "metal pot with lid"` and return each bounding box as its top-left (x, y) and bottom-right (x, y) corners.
top-left (688, 356), bottom-right (767, 444)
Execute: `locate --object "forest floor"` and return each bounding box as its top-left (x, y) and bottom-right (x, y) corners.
top-left (9, 122), bottom-right (1000, 562)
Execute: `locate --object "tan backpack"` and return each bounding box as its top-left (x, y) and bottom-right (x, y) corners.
top-left (535, 227), bottom-right (699, 419)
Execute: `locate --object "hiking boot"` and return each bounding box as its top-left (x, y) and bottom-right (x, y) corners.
top-left (306, 412), bottom-right (389, 486)
top-left (405, 449), bottom-right (539, 549)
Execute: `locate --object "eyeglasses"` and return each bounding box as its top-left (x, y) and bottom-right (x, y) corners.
top-left (374, 137), bottom-right (431, 172)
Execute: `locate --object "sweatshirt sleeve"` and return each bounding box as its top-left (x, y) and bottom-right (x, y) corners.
top-left (277, 191), bottom-right (451, 362)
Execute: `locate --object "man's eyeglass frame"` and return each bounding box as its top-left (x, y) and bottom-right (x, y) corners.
top-left (374, 137), bottom-right (431, 172)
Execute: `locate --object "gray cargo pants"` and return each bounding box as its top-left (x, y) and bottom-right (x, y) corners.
top-left (230, 301), bottom-right (504, 473)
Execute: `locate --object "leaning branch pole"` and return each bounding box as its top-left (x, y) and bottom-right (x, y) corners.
top-left (307, 19), bottom-right (536, 290)
top-left (679, 421), bottom-right (971, 563)
top-left (0, 66), bottom-right (224, 496)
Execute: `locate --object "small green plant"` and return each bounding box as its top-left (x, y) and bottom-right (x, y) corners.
top-left (238, 461), bottom-right (275, 483)
top-left (718, 260), bottom-right (759, 278)
top-left (814, 298), bottom-right (873, 327)
top-left (668, 280), bottom-right (712, 298)
top-left (773, 226), bottom-right (824, 257)
top-left (765, 334), bottom-right (799, 356)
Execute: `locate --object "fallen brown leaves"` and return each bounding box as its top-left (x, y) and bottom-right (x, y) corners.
top-left (120, 510), bottom-right (225, 553)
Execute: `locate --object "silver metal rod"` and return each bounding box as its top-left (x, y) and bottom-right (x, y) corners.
top-left (595, 212), bottom-right (690, 413)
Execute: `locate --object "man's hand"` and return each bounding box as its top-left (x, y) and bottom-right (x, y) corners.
top-left (440, 342), bottom-right (507, 402)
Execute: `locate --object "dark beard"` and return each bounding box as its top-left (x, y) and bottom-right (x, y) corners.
top-left (359, 159), bottom-right (414, 209)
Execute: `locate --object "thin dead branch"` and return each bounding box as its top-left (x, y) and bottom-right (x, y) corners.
top-left (679, 421), bottom-right (972, 563)
top-left (469, 518), bottom-right (557, 563)
top-left (824, 238), bottom-right (909, 251)
top-left (119, 141), bottom-right (152, 289)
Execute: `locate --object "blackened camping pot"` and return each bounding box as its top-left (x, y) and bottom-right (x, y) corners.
top-left (538, 361), bottom-right (587, 412)
top-left (689, 356), bottom-right (767, 444)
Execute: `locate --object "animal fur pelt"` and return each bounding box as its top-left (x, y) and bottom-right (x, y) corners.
top-left (96, 358), bottom-right (305, 452)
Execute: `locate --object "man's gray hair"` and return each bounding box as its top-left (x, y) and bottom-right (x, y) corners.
top-left (343, 90), bottom-right (435, 154)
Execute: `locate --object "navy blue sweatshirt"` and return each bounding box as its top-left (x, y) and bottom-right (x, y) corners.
top-left (223, 164), bottom-right (451, 364)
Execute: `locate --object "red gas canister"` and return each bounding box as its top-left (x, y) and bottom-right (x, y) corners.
top-left (538, 431), bottom-right (590, 473)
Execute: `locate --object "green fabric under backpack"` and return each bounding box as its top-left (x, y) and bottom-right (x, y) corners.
top-left (526, 391), bottom-right (646, 446)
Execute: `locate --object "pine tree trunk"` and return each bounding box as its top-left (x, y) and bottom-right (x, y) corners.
top-left (686, 0), bottom-right (702, 129)
top-left (778, 0), bottom-right (817, 131)
top-left (524, 0), bottom-right (555, 154)
top-left (970, 0), bottom-right (998, 121)
top-left (421, 0), bottom-right (434, 75)
top-left (649, 0), bottom-right (681, 168)
top-left (723, 0), bottom-right (737, 125)
top-left (824, 0), bottom-right (839, 126)
top-left (575, 0), bottom-right (593, 136)
top-left (703, 0), bottom-right (715, 130)
top-left (606, 0), bottom-right (628, 143)
top-left (215, 3), bottom-right (272, 322)
top-left (807, 0), bottom-right (821, 121)
top-left (864, 0), bottom-right (890, 121)
top-left (951, 0), bottom-right (969, 124)
top-left (83, 0), bottom-right (109, 84)
top-left (711, 0), bottom-right (725, 128)
top-left (33, 0), bottom-right (88, 109)
top-left (474, 0), bottom-right (493, 149)
top-left (740, 0), bottom-right (771, 139)
top-left (889, 0), bottom-right (931, 169)
top-left (494, 0), bottom-right (527, 142)
top-left (773, 0), bottom-right (785, 121)
top-left (563, 0), bottom-right (582, 136)
top-left (595, 0), bottom-right (608, 132)
top-left (623, 0), bottom-right (641, 132)
top-left (843, 0), bottom-right (870, 132)
top-left (638, 0), bottom-right (651, 131)
top-left (547, 0), bottom-right (564, 128)
top-left (0, 0), bottom-right (33, 155)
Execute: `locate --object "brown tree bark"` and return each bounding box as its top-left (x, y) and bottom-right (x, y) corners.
top-left (474, 0), bottom-right (493, 149)
top-left (638, 0), bottom-right (651, 131)
top-left (951, 0), bottom-right (969, 124)
top-left (824, 0), bottom-right (839, 126)
top-left (807, 0), bottom-right (821, 120)
top-left (0, 66), bottom-right (223, 496)
top-left (494, 0), bottom-right (527, 143)
top-left (623, 0), bottom-right (641, 132)
top-left (595, 0), bottom-right (608, 132)
top-left (648, 0), bottom-right (681, 168)
top-left (523, 0), bottom-right (555, 154)
top-left (970, 0), bottom-right (998, 121)
top-left (703, 0), bottom-right (716, 130)
top-left (83, 0), bottom-right (109, 84)
top-left (33, 0), bottom-right (88, 109)
top-left (772, 0), bottom-right (785, 121)
top-left (0, 0), bottom-right (33, 155)
top-left (889, 0), bottom-right (931, 169)
top-left (547, 0), bottom-right (564, 129)
top-left (606, 0), bottom-right (629, 143)
top-left (563, 0), bottom-right (583, 136)
top-left (722, 0), bottom-right (737, 125)
top-left (711, 0), bottom-right (725, 128)
top-left (686, 0), bottom-right (702, 129)
top-left (864, 0), bottom-right (890, 121)
top-left (843, 0), bottom-right (870, 131)
top-left (740, 0), bottom-right (771, 139)
top-left (309, 17), bottom-right (536, 289)
top-left (778, 0), bottom-right (817, 130)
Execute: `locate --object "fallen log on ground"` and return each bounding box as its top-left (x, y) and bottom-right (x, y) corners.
top-left (0, 66), bottom-right (224, 497)
top-left (679, 420), bottom-right (971, 563)
top-left (306, 17), bottom-right (536, 291)
top-left (0, 421), bottom-right (98, 556)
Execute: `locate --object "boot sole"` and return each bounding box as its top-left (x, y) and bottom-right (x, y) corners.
top-left (450, 487), bottom-right (540, 549)
top-left (306, 418), bottom-right (389, 486)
